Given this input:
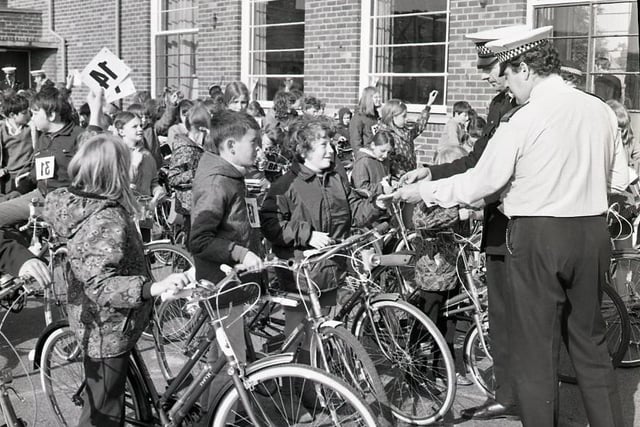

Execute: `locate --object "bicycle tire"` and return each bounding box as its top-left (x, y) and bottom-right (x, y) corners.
top-left (556, 281), bottom-right (630, 384)
top-left (40, 326), bottom-right (151, 427)
top-left (143, 242), bottom-right (194, 341)
top-left (154, 298), bottom-right (208, 381)
top-left (210, 363), bottom-right (378, 427)
top-left (352, 298), bottom-right (456, 425)
top-left (45, 247), bottom-right (69, 325)
top-left (309, 325), bottom-right (393, 425)
top-left (144, 241), bottom-right (194, 282)
top-left (609, 252), bottom-right (640, 367)
top-left (463, 322), bottom-right (496, 398)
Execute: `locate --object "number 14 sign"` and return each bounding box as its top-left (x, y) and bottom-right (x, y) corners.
top-left (81, 47), bottom-right (131, 94)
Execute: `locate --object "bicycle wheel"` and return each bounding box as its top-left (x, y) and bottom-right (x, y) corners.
top-left (310, 325), bottom-right (392, 425)
top-left (40, 326), bottom-right (151, 426)
top-left (143, 242), bottom-right (194, 340)
top-left (609, 253), bottom-right (640, 367)
top-left (352, 298), bottom-right (456, 425)
top-left (45, 247), bottom-right (69, 325)
top-left (210, 363), bottom-right (378, 427)
top-left (463, 322), bottom-right (496, 398)
top-left (154, 298), bottom-right (208, 381)
top-left (144, 241), bottom-right (194, 281)
top-left (558, 281), bottom-right (630, 383)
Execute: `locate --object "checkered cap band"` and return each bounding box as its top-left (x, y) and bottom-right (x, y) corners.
top-left (495, 39), bottom-right (546, 63)
top-left (475, 44), bottom-right (494, 58)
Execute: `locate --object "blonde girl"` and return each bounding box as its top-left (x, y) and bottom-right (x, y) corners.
top-left (43, 134), bottom-right (188, 426)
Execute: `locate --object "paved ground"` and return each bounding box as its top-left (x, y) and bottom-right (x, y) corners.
top-left (1, 297), bottom-right (638, 426)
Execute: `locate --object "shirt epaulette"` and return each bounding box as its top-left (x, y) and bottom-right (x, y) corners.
top-left (500, 102), bottom-right (528, 123)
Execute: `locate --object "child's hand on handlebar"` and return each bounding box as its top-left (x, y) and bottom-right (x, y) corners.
top-left (238, 251), bottom-right (263, 272)
top-left (309, 231), bottom-right (333, 249)
top-left (151, 272), bottom-right (191, 298)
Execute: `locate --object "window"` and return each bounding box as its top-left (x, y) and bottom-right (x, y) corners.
top-left (533, 0), bottom-right (639, 110)
top-left (152, 0), bottom-right (198, 98)
top-left (242, 0), bottom-right (305, 102)
top-left (361, 0), bottom-right (448, 112)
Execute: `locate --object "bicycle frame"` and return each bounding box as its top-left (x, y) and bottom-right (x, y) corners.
top-left (128, 293), bottom-right (287, 426)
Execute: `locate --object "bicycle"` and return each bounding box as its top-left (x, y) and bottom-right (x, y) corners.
top-left (327, 229), bottom-right (457, 425)
top-left (374, 203), bottom-right (631, 393)
top-left (36, 273), bottom-right (379, 426)
top-left (17, 198), bottom-right (69, 325)
top-left (155, 227), bottom-right (394, 424)
top-left (0, 276), bottom-right (39, 427)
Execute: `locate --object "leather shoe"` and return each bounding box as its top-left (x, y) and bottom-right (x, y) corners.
top-left (460, 400), bottom-right (520, 420)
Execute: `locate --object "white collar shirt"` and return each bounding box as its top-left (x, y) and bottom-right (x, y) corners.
top-left (420, 74), bottom-right (626, 217)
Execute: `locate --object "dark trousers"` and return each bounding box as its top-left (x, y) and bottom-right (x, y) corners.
top-left (412, 290), bottom-right (458, 368)
top-left (506, 216), bottom-right (623, 427)
top-left (484, 253), bottom-right (515, 405)
top-left (78, 352), bottom-right (129, 427)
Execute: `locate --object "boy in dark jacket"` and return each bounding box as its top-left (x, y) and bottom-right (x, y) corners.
top-left (189, 110), bottom-right (263, 414)
top-left (0, 87), bottom-right (85, 227)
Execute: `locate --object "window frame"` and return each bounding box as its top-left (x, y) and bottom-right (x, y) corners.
top-left (359, 0), bottom-right (450, 118)
top-left (241, 0), bottom-right (306, 109)
top-left (527, 0), bottom-right (639, 111)
top-left (151, 0), bottom-right (199, 99)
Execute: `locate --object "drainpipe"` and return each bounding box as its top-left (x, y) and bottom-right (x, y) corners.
top-left (47, 0), bottom-right (66, 81)
top-left (115, 0), bottom-right (120, 57)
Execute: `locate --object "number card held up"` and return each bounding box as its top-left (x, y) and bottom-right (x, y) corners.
top-left (81, 47), bottom-right (131, 94)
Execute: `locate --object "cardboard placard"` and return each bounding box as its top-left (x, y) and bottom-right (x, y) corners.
top-left (105, 76), bottom-right (136, 104)
top-left (81, 47), bottom-right (131, 93)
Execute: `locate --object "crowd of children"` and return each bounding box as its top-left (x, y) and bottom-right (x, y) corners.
top-left (0, 72), bottom-right (638, 425)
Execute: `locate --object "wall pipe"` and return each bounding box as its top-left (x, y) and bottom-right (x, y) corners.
top-left (47, 0), bottom-right (66, 81)
top-left (115, 0), bottom-right (120, 57)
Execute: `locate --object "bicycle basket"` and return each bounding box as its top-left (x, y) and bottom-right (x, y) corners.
top-left (413, 203), bottom-right (459, 231)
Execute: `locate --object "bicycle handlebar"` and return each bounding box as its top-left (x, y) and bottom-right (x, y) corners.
top-left (160, 223), bottom-right (391, 302)
top-left (0, 276), bottom-right (37, 300)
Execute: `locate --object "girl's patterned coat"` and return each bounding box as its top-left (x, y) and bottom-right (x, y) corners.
top-left (44, 187), bottom-right (153, 358)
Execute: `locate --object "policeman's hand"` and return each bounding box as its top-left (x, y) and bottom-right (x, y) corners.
top-left (150, 272), bottom-right (191, 297)
top-left (392, 183), bottom-right (423, 204)
top-left (18, 258), bottom-right (52, 289)
top-left (380, 177), bottom-right (394, 194)
top-left (0, 168), bottom-right (7, 179)
top-left (375, 193), bottom-right (394, 210)
top-left (239, 251), bottom-right (263, 272)
top-left (398, 167), bottom-right (431, 186)
top-left (309, 231), bottom-right (333, 249)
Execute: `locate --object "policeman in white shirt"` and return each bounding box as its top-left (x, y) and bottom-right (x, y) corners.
top-left (393, 26), bottom-right (626, 427)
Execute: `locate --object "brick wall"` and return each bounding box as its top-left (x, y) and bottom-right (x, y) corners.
top-left (6, 0), bottom-right (150, 107)
top-left (197, 0), bottom-right (242, 93)
top-left (303, 1), bottom-right (362, 114)
top-left (120, 0), bottom-right (151, 97)
top-left (414, 0), bottom-right (527, 164)
top-left (0, 9), bottom-right (42, 42)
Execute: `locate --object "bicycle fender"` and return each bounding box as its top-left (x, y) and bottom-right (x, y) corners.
top-left (245, 352), bottom-right (296, 376)
top-left (319, 320), bottom-right (343, 330)
top-left (369, 293), bottom-right (402, 304)
top-left (32, 320), bottom-right (70, 370)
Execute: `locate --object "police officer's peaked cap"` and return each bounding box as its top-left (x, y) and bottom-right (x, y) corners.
top-left (487, 26), bottom-right (554, 75)
top-left (1, 66), bottom-right (16, 74)
top-left (30, 69), bottom-right (46, 77)
top-left (465, 25), bottom-right (531, 69)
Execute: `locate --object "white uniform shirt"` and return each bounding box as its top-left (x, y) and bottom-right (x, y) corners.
top-left (420, 75), bottom-right (628, 217)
